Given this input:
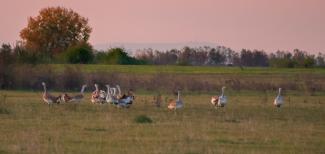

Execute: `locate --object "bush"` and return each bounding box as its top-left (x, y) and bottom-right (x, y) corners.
top-left (61, 43), bottom-right (94, 64)
top-left (304, 57), bottom-right (315, 68)
top-left (134, 115), bottom-right (153, 124)
top-left (95, 48), bottom-right (146, 65)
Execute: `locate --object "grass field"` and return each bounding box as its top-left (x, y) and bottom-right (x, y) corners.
top-left (0, 90), bottom-right (324, 154)
top-left (51, 64), bottom-right (325, 75)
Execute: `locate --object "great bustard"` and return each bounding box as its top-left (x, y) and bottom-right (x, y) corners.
top-left (68, 84), bottom-right (87, 103)
top-left (105, 84), bottom-right (119, 105)
top-left (168, 90), bottom-right (183, 110)
top-left (117, 89), bottom-right (135, 108)
top-left (274, 88), bottom-right (284, 108)
top-left (41, 82), bottom-right (59, 105)
top-left (211, 86), bottom-right (227, 107)
top-left (91, 84), bottom-right (105, 104)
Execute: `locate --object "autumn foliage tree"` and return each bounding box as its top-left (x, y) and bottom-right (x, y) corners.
top-left (20, 7), bottom-right (92, 57)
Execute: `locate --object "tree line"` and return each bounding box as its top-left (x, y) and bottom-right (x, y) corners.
top-left (1, 42), bottom-right (324, 67)
top-left (135, 47), bottom-right (324, 67)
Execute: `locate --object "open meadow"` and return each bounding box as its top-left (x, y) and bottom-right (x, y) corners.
top-left (0, 65), bottom-right (324, 153)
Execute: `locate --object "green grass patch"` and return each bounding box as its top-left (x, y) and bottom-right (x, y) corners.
top-left (134, 115), bottom-right (153, 124)
top-left (0, 108), bottom-right (10, 115)
top-left (50, 64), bottom-right (325, 75)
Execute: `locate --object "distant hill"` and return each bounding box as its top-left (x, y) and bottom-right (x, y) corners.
top-left (94, 42), bottom-right (219, 52)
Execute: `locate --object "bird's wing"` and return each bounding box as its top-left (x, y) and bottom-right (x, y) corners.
top-left (48, 94), bottom-right (59, 102)
top-left (72, 94), bottom-right (83, 99)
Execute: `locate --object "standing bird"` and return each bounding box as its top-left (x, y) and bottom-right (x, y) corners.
top-left (69, 84), bottom-right (87, 103)
top-left (116, 85), bottom-right (122, 99)
top-left (41, 82), bottom-right (59, 105)
top-left (274, 88), bottom-right (284, 108)
top-left (168, 90), bottom-right (183, 110)
top-left (105, 85), bottom-right (118, 105)
top-left (91, 84), bottom-right (106, 104)
top-left (91, 84), bottom-right (100, 104)
top-left (211, 86), bottom-right (227, 107)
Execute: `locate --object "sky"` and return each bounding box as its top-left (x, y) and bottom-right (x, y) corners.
top-left (1, 0), bottom-right (324, 53)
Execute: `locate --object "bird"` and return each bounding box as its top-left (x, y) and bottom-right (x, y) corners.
top-left (68, 84), bottom-right (87, 103)
top-left (58, 93), bottom-right (72, 103)
top-left (211, 96), bottom-right (219, 106)
top-left (274, 88), bottom-right (284, 108)
top-left (117, 89), bottom-right (135, 108)
top-left (211, 86), bottom-right (227, 107)
top-left (168, 90), bottom-right (183, 110)
top-left (116, 85), bottom-right (123, 99)
top-left (91, 84), bottom-right (105, 104)
top-left (105, 84), bottom-right (118, 105)
top-left (99, 90), bottom-right (106, 102)
top-left (41, 82), bottom-right (59, 105)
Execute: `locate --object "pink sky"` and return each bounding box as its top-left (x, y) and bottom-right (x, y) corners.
top-left (1, 0), bottom-right (324, 53)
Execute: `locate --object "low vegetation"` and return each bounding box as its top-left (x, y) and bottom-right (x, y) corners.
top-left (0, 90), bottom-right (323, 153)
top-left (1, 65), bottom-right (325, 94)
top-left (134, 115), bottom-right (153, 124)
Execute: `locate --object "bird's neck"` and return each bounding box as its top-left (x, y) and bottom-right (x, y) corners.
top-left (106, 86), bottom-right (110, 96)
top-left (113, 88), bottom-right (116, 96)
top-left (43, 85), bottom-right (47, 94)
top-left (177, 92), bottom-right (180, 101)
top-left (117, 86), bottom-right (121, 96)
top-left (81, 86), bottom-right (85, 94)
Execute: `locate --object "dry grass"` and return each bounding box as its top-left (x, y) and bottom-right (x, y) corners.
top-left (0, 90), bottom-right (324, 153)
top-left (3, 65), bottom-right (325, 93)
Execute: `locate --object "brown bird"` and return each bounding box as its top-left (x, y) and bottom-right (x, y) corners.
top-left (41, 82), bottom-right (59, 105)
top-left (168, 90), bottom-right (183, 110)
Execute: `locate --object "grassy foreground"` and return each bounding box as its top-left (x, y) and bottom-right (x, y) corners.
top-left (0, 90), bottom-right (324, 153)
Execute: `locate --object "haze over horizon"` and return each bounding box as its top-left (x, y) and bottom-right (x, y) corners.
top-left (1, 0), bottom-right (324, 53)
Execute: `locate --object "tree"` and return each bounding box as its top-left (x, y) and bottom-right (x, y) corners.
top-left (0, 43), bottom-right (14, 65)
top-left (316, 52), bottom-right (325, 67)
top-left (252, 50), bottom-right (268, 66)
top-left (205, 47), bottom-right (226, 65)
top-left (269, 50), bottom-right (295, 68)
top-left (20, 7), bottom-right (92, 57)
top-left (240, 49), bottom-right (254, 66)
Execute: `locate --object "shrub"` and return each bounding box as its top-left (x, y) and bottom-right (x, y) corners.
top-left (95, 48), bottom-right (146, 65)
top-left (134, 115), bottom-right (153, 124)
top-left (61, 43), bottom-right (94, 64)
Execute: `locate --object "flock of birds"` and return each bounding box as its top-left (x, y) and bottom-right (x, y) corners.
top-left (41, 82), bottom-right (284, 110)
top-left (41, 82), bottom-right (135, 108)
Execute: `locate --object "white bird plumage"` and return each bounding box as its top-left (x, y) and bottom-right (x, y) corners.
top-left (211, 86), bottom-right (227, 107)
top-left (274, 88), bottom-right (284, 108)
top-left (105, 84), bottom-right (119, 105)
top-left (218, 86), bottom-right (227, 107)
